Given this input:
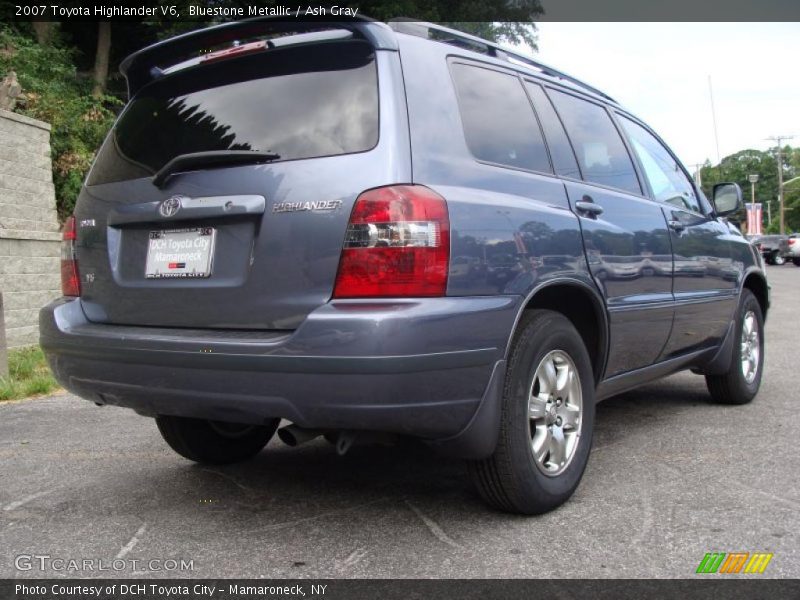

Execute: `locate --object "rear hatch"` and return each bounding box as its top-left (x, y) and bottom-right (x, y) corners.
top-left (76, 29), bottom-right (409, 330)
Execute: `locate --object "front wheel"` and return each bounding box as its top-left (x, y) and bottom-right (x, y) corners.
top-left (705, 289), bottom-right (764, 405)
top-left (156, 415), bottom-right (280, 465)
top-left (469, 310), bottom-right (595, 515)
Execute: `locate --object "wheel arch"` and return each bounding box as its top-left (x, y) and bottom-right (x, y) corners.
top-left (507, 279), bottom-right (609, 384)
top-left (704, 268), bottom-right (769, 377)
top-left (742, 269), bottom-right (769, 320)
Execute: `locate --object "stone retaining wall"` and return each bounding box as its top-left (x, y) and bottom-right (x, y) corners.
top-left (0, 109), bottom-right (61, 348)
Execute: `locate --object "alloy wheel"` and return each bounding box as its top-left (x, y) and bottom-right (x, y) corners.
top-left (740, 310), bottom-right (760, 384)
top-left (528, 350), bottom-right (583, 476)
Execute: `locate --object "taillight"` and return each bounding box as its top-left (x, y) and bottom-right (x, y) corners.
top-left (332, 185), bottom-right (450, 298)
top-left (61, 216), bottom-right (80, 297)
top-left (789, 239), bottom-right (796, 246)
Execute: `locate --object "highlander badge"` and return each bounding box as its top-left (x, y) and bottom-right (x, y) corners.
top-left (272, 200), bottom-right (342, 213)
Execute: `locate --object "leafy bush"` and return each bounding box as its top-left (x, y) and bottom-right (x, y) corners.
top-left (0, 28), bottom-right (119, 220)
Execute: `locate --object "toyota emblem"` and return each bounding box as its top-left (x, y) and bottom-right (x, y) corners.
top-left (159, 196), bottom-right (184, 218)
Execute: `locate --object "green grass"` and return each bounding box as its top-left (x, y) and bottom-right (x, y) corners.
top-left (0, 346), bottom-right (59, 402)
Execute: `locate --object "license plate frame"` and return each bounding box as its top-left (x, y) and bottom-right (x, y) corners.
top-left (145, 227), bottom-right (217, 279)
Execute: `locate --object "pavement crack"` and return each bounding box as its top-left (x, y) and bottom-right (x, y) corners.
top-left (405, 500), bottom-right (463, 549)
top-left (343, 547), bottom-right (369, 567)
top-left (3, 489), bottom-right (53, 512)
top-left (116, 523), bottom-right (147, 559)
top-left (657, 461), bottom-right (800, 511)
top-left (724, 479), bottom-right (800, 511)
top-left (248, 497), bottom-right (391, 534)
top-left (200, 468), bottom-right (254, 493)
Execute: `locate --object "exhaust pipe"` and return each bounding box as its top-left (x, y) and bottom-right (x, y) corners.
top-left (278, 424), bottom-right (324, 447)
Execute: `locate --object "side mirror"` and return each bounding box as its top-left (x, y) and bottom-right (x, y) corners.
top-left (712, 183), bottom-right (743, 217)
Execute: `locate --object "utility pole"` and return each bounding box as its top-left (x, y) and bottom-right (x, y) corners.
top-left (687, 163), bottom-right (704, 187)
top-left (767, 135), bottom-right (795, 234)
top-left (708, 77), bottom-right (722, 167)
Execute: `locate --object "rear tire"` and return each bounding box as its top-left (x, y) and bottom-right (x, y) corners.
top-left (773, 253), bottom-right (785, 266)
top-left (156, 416), bottom-right (279, 465)
top-left (705, 289), bottom-right (764, 405)
top-left (793, 258), bottom-right (800, 267)
top-left (469, 310), bottom-right (595, 515)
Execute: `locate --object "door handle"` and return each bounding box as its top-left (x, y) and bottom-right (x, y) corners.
top-left (667, 219), bottom-right (686, 233)
top-left (575, 201), bottom-right (604, 217)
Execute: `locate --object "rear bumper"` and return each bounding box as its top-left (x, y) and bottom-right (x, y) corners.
top-left (40, 296), bottom-right (520, 457)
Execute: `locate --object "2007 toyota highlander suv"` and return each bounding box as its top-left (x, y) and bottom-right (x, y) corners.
top-left (40, 17), bottom-right (769, 514)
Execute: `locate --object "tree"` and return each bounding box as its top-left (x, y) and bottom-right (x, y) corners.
top-left (32, 22), bottom-right (54, 45)
top-left (0, 27), bottom-right (119, 218)
top-left (700, 146), bottom-right (800, 233)
top-left (92, 22), bottom-right (111, 97)
top-left (438, 22), bottom-right (537, 51)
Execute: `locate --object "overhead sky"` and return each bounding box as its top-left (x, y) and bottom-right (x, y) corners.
top-left (519, 23), bottom-right (800, 174)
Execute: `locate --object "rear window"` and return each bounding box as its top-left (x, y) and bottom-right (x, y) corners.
top-left (88, 41), bottom-right (379, 185)
top-left (450, 62), bottom-right (551, 173)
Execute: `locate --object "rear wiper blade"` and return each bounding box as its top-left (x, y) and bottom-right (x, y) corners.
top-left (152, 150), bottom-right (280, 188)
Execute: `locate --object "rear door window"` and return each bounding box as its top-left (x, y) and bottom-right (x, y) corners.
top-left (88, 41), bottom-right (379, 185)
top-left (547, 89), bottom-right (641, 195)
top-left (450, 62), bottom-right (551, 173)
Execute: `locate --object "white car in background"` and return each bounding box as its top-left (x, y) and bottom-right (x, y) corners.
top-left (786, 234), bottom-right (800, 266)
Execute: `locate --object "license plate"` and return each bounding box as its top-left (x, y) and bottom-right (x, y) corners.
top-left (145, 227), bottom-right (216, 279)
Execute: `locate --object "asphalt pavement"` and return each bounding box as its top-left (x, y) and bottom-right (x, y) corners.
top-left (1, 265), bottom-right (798, 579)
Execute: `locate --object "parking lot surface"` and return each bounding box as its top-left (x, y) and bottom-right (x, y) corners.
top-left (1, 266), bottom-right (798, 579)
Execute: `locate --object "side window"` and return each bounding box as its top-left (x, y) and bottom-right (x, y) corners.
top-left (547, 89), bottom-right (641, 195)
top-left (524, 82), bottom-right (581, 179)
top-left (450, 63), bottom-right (551, 173)
top-left (619, 116), bottom-right (701, 213)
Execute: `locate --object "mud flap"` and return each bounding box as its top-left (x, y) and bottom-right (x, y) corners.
top-left (426, 359), bottom-right (506, 459)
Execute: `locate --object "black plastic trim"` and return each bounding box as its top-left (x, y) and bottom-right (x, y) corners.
top-left (41, 335), bottom-right (496, 375)
top-left (596, 348), bottom-right (715, 401)
top-left (426, 359), bottom-right (506, 459)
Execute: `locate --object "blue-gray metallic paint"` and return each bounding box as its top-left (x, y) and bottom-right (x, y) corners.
top-left (40, 24), bottom-right (769, 460)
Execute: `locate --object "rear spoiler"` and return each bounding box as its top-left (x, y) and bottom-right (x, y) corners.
top-left (119, 15), bottom-right (397, 99)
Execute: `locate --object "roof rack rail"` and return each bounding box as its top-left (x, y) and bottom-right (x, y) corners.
top-left (388, 19), bottom-right (617, 104)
